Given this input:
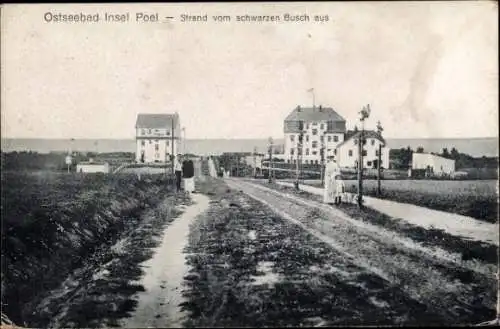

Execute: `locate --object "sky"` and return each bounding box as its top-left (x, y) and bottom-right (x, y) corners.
top-left (1, 2), bottom-right (498, 140)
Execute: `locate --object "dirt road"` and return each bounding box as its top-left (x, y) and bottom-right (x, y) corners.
top-left (120, 193), bottom-right (210, 328)
top-left (221, 178), bottom-right (497, 325)
top-left (276, 181), bottom-right (499, 245)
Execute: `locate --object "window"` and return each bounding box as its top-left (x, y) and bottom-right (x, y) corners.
top-left (312, 122), bottom-right (317, 126)
top-left (306, 148), bottom-right (310, 155)
top-left (148, 129), bottom-right (152, 134)
top-left (312, 151), bottom-right (317, 155)
top-left (354, 139), bottom-right (358, 145)
top-left (149, 140), bottom-right (152, 144)
top-left (141, 129), bottom-right (146, 135)
top-left (327, 149), bottom-right (331, 152)
top-left (320, 123), bottom-right (324, 130)
top-left (305, 160), bottom-right (309, 164)
top-left (166, 141), bottom-right (170, 147)
top-left (167, 131), bottom-right (171, 136)
top-left (306, 123), bottom-right (309, 129)
top-left (312, 129), bottom-right (318, 136)
top-left (290, 148), bottom-right (295, 155)
top-left (315, 160), bottom-right (319, 164)
top-left (155, 144), bottom-right (159, 151)
top-left (334, 149), bottom-right (337, 155)
top-left (348, 150), bottom-right (353, 157)
top-left (141, 140), bottom-right (145, 147)
top-left (320, 136), bottom-right (324, 143)
top-left (371, 139), bottom-right (375, 146)
top-left (312, 141), bottom-right (318, 148)
top-left (290, 135), bottom-right (295, 142)
top-left (362, 150), bottom-right (367, 156)
top-left (306, 135), bottom-right (309, 142)
top-left (334, 135), bottom-right (338, 142)
top-left (327, 136), bottom-right (332, 142)
top-left (367, 161), bottom-right (372, 166)
top-left (375, 150), bottom-right (379, 156)
top-left (287, 160), bottom-right (290, 164)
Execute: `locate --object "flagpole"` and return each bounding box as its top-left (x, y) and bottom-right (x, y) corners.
top-left (308, 88), bottom-right (315, 108)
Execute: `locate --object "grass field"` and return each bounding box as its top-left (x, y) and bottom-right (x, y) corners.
top-left (1, 170), bottom-right (176, 326)
top-left (298, 179), bottom-right (498, 223)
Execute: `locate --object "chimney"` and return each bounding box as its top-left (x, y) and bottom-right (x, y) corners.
top-left (297, 105), bottom-right (301, 112)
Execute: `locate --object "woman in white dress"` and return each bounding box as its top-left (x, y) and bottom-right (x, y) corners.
top-left (323, 156), bottom-right (341, 204)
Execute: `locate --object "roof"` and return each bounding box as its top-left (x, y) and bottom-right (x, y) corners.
top-left (413, 153), bottom-right (455, 162)
top-left (284, 106), bottom-right (346, 122)
top-left (77, 161), bottom-right (109, 165)
top-left (337, 130), bottom-right (386, 148)
top-left (135, 113), bottom-right (179, 129)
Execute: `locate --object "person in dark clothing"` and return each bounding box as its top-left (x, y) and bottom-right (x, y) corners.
top-left (182, 158), bottom-right (195, 193)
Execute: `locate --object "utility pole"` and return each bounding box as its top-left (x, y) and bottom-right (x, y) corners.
top-left (182, 127), bottom-right (186, 155)
top-left (295, 121), bottom-right (303, 190)
top-left (268, 137), bottom-right (273, 183)
top-left (253, 147), bottom-right (257, 178)
top-left (357, 104), bottom-right (371, 207)
top-left (376, 120), bottom-right (384, 196)
top-left (170, 117), bottom-right (175, 177)
top-left (320, 133), bottom-right (325, 187)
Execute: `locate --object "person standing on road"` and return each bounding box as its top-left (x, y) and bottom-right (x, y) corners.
top-left (324, 156), bottom-right (341, 204)
top-left (182, 156), bottom-right (195, 194)
top-left (174, 154), bottom-right (183, 192)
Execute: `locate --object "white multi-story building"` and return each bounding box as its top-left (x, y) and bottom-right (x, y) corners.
top-left (135, 113), bottom-right (181, 163)
top-left (283, 105), bottom-right (347, 165)
top-left (282, 105), bottom-right (390, 169)
top-left (336, 130), bottom-right (390, 169)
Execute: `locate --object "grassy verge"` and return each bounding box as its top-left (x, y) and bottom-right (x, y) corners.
top-left (1, 171), bottom-right (178, 326)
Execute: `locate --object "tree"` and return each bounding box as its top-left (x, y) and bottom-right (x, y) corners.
top-left (416, 146), bottom-right (424, 153)
top-left (441, 148), bottom-right (450, 158)
top-left (450, 147), bottom-right (459, 160)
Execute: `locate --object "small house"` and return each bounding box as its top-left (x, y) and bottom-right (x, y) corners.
top-left (76, 161), bottom-right (110, 173)
top-left (412, 153), bottom-right (455, 176)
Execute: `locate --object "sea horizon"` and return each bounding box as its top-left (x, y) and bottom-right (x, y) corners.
top-left (1, 137), bottom-right (498, 157)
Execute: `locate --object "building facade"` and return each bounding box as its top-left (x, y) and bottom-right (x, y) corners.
top-left (412, 153), bottom-right (455, 175)
top-left (283, 105), bottom-right (347, 164)
top-left (336, 130), bottom-right (390, 169)
top-left (135, 113), bottom-right (181, 163)
top-left (282, 105), bottom-right (390, 169)
top-left (76, 162), bottom-right (110, 173)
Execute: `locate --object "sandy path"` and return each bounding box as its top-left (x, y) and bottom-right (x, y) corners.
top-left (276, 181), bottom-right (499, 246)
top-left (120, 193), bottom-right (210, 328)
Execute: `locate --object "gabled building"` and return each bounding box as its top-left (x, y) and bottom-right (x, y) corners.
top-left (336, 130), bottom-right (390, 169)
top-left (135, 113), bottom-right (181, 163)
top-left (283, 105), bottom-right (346, 164)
